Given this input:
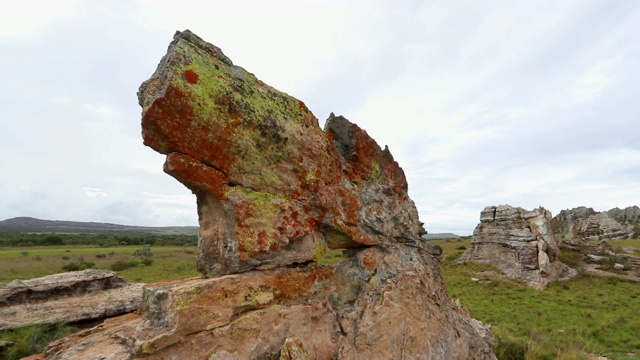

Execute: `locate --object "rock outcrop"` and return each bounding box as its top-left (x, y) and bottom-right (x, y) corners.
top-left (459, 205), bottom-right (576, 289)
top-left (36, 246), bottom-right (494, 359)
top-left (138, 30), bottom-right (432, 277)
top-left (552, 206), bottom-right (638, 241)
top-left (0, 269), bottom-right (143, 330)
top-left (35, 30), bottom-right (495, 359)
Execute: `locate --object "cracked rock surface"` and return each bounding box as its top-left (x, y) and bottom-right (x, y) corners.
top-left (460, 205), bottom-right (577, 289)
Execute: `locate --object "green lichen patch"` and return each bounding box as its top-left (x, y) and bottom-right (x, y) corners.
top-left (175, 285), bottom-right (203, 310)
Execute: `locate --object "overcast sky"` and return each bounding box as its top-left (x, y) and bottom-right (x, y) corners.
top-left (1, 0), bottom-right (639, 234)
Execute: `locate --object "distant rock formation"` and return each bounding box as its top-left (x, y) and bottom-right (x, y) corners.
top-left (0, 269), bottom-right (143, 330)
top-left (34, 30), bottom-right (495, 359)
top-left (459, 205), bottom-right (577, 289)
top-left (552, 206), bottom-right (639, 241)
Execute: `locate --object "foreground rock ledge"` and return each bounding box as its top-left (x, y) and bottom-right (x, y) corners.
top-left (38, 246), bottom-right (495, 359)
top-left (460, 205), bottom-right (577, 289)
top-left (0, 269), bottom-right (143, 330)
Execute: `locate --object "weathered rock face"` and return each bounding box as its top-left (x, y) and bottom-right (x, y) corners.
top-left (0, 269), bottom-right (143, 330)
top-left (38, 246), bottom-right (495, 359)
top-left (34, 30), bottom-right (496, 359)
top-left (552, 206), bottom-right (637, 241)
top-left (460, 205), bottom-right (576, 289)
top-left (138, 30), bottom-right (431, 277)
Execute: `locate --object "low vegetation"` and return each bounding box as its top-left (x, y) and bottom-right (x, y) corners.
top-left (0, 323), bottom-right (76, 360)
top-left (433, 238), bottom-right (640, 360)
top-left (0, 245), bottom-right (199, 284)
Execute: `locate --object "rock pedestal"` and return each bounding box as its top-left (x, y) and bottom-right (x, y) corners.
top-left (460, 205), bottom-right (576, 289)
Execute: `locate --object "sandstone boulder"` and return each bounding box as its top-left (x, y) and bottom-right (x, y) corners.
top-left (0, 269), bottom-right (143, 330)
top-left (552, 206), bottom-right (637, 242)
top-left (34, 30), bottom-right (495, 359)
top-left (138, 30), bottom-right (432, 277)
top-left (459, 205), bottom-right (576, 289)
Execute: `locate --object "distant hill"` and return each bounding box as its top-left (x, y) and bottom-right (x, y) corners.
top-left (423, 233), bottom-right (464, 240)
top-left (0, 217), bottom-right (199, 235)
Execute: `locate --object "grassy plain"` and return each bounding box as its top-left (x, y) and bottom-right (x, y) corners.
top-left (432, 238), bottom-right (640, 360)
top-left (0, 245), bottom-right (200, 284)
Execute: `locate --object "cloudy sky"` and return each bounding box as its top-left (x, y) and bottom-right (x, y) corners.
top-left (1, 0), bottom-right (638, 234)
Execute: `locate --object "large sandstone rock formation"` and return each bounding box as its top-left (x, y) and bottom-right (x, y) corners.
top-left (138, 30), bottom-right (431, 277)
top-left (35, 30), bottom-right (495, 359)
top-left (552, 206), bottom-right (639, 241)
top-left (0, 269), bottom-right (143, 330)
top-left (459, 205), bottom-right (576, 289)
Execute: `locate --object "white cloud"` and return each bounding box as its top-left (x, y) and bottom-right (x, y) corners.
top-left (570, 57), bottom-right (618, 103)
top-left (52, 95), bottom-right (72, 105)
top-left (83, 187), bottom-right (107, 197)
top-left (0, 0), bottom-right (79, 39)
top-left (83, 103), bottom-right (121, 121)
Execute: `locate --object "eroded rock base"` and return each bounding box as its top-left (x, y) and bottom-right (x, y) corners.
top-left (38, 246), bottom-right (495, 360)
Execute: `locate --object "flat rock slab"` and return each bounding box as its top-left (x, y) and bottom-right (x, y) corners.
top-left (0, 269), bottom-right (144, 330)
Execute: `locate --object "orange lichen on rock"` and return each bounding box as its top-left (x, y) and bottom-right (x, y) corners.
top-left (138, 30), bottom-right (429, 277)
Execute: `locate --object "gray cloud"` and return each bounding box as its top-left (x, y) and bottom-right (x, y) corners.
top-left (1, 0), bottom-right (639, 234)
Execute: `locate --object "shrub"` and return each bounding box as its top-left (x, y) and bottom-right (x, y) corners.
top-left (61, 256), bottom-right (70, 260)
top-left (133, 245), bottom-right (152, 258)
top-left (20, 251), bottom-right (29, 257)
top-left (78, 262), bottom-right (95, 270)
top-left (61, 261), bottom-right (95, 272)
top-left (95, 254), bottom-right (107, 259)
top-left (32, 255), bottom-right (42, 261)
top-left (141, 258), bottom-right (154, 266)
top-left (0, 323), bottom-right (75, 359)
top-left (62, 262), bottom-right (80, 271)
top-left (110, 261), bottom-right (130, 271)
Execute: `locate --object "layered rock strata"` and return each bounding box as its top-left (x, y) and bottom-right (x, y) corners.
top-left (37, 246), bottom-right (494, 359)
top-left (460, 205), bottom-right (576, 289)
top-left (552, 206), bottom-right (639, 241)
top-left (0, 269), bottom-right (143, 330)
top-left (36, 30), bottom-right (495, 359)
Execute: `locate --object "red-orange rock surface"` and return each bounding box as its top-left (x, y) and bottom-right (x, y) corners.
top-left (138, 30), bottom-right (434, 277)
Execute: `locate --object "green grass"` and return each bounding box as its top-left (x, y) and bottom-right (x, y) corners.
top-left (431, 239), bottom-right (640, 360)
top-left (0, 323), bottom-right (76, 360)
top-left (0, 245), bottom-right (200, 284)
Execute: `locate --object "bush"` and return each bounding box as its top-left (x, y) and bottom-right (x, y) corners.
top-left (20, 251), bottom-right (28, 257)
top-left (32, 256), bottom-right (42, 261)
top-left (62, 262), bottom-right (80, 271)
top-left (110, 261), bottom-right (129, 271)
top-left (110, 260), bottom-right (140, 271)
top-left (133, 245), bottom-right (152, 258)
top-left (61, 256), bottom-right (70, 260)
top-left (141, 258), bottom-right (154, 266)
top-left (95, 254), bottom-right (107, 259)
top-left (61, 261), bottom-right (95, 272)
